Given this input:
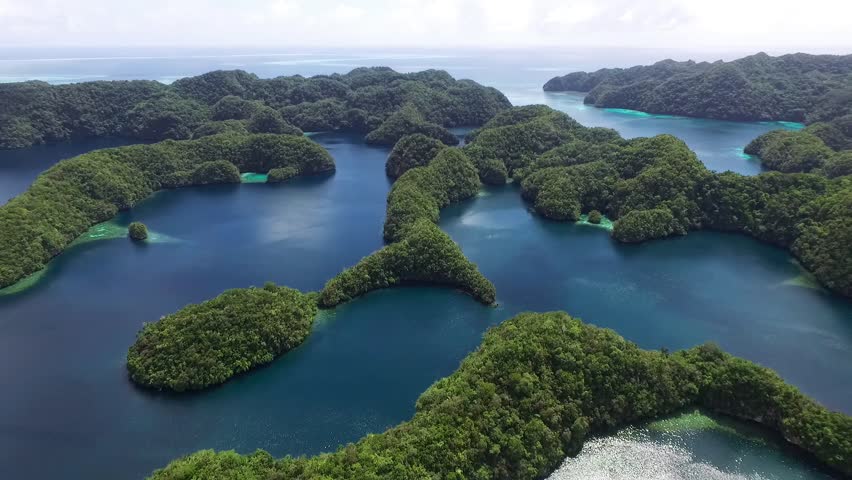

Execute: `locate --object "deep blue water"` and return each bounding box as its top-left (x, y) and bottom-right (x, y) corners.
top-left (0, 50), bottom-right (849, 479)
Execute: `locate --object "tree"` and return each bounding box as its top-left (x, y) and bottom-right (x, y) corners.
top-left (128, 222), bottom-right (148, 241)
top-left (247, 106), bottom-right (302, 135)
top-left (587, 210), bottom-right (602, 224)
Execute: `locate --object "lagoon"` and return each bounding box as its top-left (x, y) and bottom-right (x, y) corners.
top-left (0, 52), bottom-right (849, 478)
top-left (0, 130), bottom-right (848, 478)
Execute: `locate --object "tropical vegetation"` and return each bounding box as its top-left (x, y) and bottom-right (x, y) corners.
top-left (128, 222), bottom-right (148, 241)
top-left (0, 68), bottom-right (510, 149)
top-left (385, 133), bottom-right (447, 179)
top-left (543, 52), bottom-right (852, 122)
top-left (321, 147), bottom-right (494, 306)
top-left (745, 115), bottom-right (852, 175)
top-left (127, 283), bottom-right (317, 391)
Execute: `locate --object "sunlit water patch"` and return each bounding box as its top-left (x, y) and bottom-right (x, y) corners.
top-left (547, 411), bottom-right (832, 480)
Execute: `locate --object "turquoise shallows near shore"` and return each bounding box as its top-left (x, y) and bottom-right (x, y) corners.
top-left (647, 410), bottom-right (740, 435)
top-left (603, 108), bottom-right (678, 119)
top-left (70, 219), bottom-right (179, 246)
top-left (241, 172), bottom-right (269, 183)
top-left (735, 147), bottom-right (757, 161)
top-left (577, 213), bottom-right (614, 231)
top-left (0, 268), bottom-right (48, 296)
top-left (0, 219), bottom-right (178, 296)
top-left (760, 120), bottom-right (806, 130)
top-left (781, 259), bottom-right (825, 291)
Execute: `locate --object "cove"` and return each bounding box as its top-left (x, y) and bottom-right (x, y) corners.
top-left (501, 89), bottom-right (803, 175)
top-left (439, 184), bottom-right (852, 413)
top-left (0, 131), bottom-right (849, 478)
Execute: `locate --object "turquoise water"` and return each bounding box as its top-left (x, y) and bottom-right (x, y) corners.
top-left (0, 50), bottom-right (849, 479)
top-left (240, 172), bottom-right (269, 183)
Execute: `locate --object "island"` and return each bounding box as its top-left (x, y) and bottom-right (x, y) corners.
top-left (543, 52), bottom-right (851, 123)
top-left (0, 67), bottom-right (510, 149)
top-left (149, 311), bottom-right (852, 479)
top-left (127, 283), bottom-right (317, 391)
top-left (745, 116), bottom-right (852, 176)
top-left (0, 133), bottom-right (335, 289)
top-left (128, 222), bottom-right (148, 241)
top-left (459, 105), bottom-right (851, 298)
top-left (320, 147), bottom-right (495, 307)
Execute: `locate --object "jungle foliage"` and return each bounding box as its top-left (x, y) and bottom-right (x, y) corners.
top-left (321, 147), bottom-right (494, 306)
top-left (0, 67), bottom-right (510, 149)
top-left (544, 52), bottom-right (852, 122)
top-left (127, 284), bottom-right (317, 391)
top-left (128, 222), bottom-right (148, 241)
top-left (746, 115), bottom-right (852, 175)
top-left (385, 133), bottom-right (448, 179)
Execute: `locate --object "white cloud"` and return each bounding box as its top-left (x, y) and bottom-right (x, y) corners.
top-left (268, 0), bottom-right (300, 18)
top-left (0, 0), bottom-right (849, 49)
top-left (333, 4), bottom-right (364, 21)
top-left (544, 3), bottom-right (601, 26)
top-left (478, 0), bottom-right (531, 33)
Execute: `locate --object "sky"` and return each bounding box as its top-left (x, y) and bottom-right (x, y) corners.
top-left (1, 0), bottom-right (851, 51)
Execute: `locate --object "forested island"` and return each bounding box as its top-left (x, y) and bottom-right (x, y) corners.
top-left (128, 284), bottom-right (317, 391)
top-left (0, 67), bottom-right (510, 149)
top-left (0, 133), bottom-right (334, 288)
top-left (455, 105), bottom-right (851, 298)
top-left (320, 147), bottom-right (495, 306)
top-left (150, 311), bottom-right (852, 479)
top-left (745, 115), bottom-right (852, 176)
top-left (543, 52), bottom-right (851, 123)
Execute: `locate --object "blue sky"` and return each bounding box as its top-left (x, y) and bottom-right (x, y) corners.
top-left (1, 0), bottom-right (850, 50)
